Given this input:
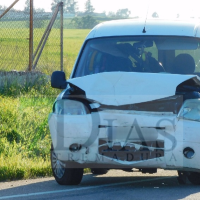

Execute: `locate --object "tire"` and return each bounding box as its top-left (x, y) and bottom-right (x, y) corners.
top-left (91, 168), bottom-right (108, 175)
top-left (51, 144), bottom-right (83, 185)
top-left (187, 172), bottom-right (200, 185)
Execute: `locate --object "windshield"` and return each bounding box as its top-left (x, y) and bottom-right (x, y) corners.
top-left (73, 36), bottom-right (200, 78)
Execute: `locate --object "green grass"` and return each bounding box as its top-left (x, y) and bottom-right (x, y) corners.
top-left (0, 84), bottom-right (90, 181)
top-left (0, 28), bottom-right (91, 181)
top-left (0, 84), bottom-right (56, 181)
top-left (0, 153), bottom-right (52, 180)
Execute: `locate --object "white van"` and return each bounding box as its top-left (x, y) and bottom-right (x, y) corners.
top-left (49, 19), bottom-right (200, 185)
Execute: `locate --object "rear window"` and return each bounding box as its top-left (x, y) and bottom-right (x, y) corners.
top-left (73, 36), bottom-right (200, 78)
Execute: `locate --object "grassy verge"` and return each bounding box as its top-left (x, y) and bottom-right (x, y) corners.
top-left (0, 28), bottom-right (91, 181)
top-left (0, 83), bottom-right (91, 182)
top-left (0, 84), bottom-right (56, 181)
top-left (0, 83), bottom-right (92, 182)
top-left (0, 154), bottom-right (52, 180)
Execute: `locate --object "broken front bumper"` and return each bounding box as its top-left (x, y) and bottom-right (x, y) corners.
top-left (48, 110), bottom-right (200, 171)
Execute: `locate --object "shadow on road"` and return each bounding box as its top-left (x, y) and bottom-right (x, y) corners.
top-left (0, 173), bottom-right (199, 200)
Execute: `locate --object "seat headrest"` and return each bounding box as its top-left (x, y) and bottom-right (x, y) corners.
top-left (173, 54), bottom-right (195, 74)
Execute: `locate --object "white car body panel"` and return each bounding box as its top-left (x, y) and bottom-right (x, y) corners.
top-left (68, 72), bottom-right (199, 105)
top-left (86, 19), bottom-right (200, 39)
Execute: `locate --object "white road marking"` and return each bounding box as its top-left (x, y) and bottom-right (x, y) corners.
top-left (0, 176), bottom-right (175, 200)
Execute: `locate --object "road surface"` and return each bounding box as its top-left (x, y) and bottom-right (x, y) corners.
top-left (0, 169), bottom-right (200, 200)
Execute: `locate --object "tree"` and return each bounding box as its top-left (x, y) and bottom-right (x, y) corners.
top-left (51, 0), bottom-right (65, 12)
top-left (24, 1), bottom-right (45, 28)
top-left (24, 1), bottom-right (45, 14)
top-left (35, 8), bottom-right (45, 13)
top-left (24, 0), bottom-right (31, 12)
top-left (85, 0), bottom-right (95, 14)
top-left (66, 0), bottom-right (78, 13)
top-left (152, 12), bottom-right (159, 18)
top-left (107, 11), bottom-right (116, 18)
top-left (34, 8), bottom-right (45, 28)
top-left (116, 8), bottom-right (131, 18)
top-left (0, 5), bottom-right (7, 10)
top-left (51, 0), bottom-right (78, 14)
top-left (71, 15), bottom-right (98, 29)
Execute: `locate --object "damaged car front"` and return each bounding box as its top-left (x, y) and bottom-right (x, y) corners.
top-left (48, 20), bottom-right (200, 185)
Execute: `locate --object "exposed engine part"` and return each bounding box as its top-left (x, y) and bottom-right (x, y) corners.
top-left (99, 95), bottom-right (183, 114)
top-left (91, 168), bottom-right (108, 175)
top-left (122, 168), bottom-right (134, 172)
top-left (139, 168), bottom-right (157, 174)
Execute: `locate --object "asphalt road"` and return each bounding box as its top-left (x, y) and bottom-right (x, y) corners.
top-left (0, 169), bottom-right (200, 200)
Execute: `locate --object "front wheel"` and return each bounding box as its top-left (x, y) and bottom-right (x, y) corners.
top-left (51, 144), bottom-right (83, 185)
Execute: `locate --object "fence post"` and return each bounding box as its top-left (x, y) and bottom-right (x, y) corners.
top-left (0, 0), bottom-right (20, 20)
top-left (60, 2), bottom-right (64, 72)
top-left (29, 0), bottom-right (34, 71)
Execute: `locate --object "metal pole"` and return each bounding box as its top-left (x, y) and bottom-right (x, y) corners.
top-left (33, 4), bottom-right (60, 70)
top-left (0, 0), bottom-right (20, 20)
top-left (33, 4), bottom-right (59, 60)
top-left (60, 2), bottom-right (64, 72)
top-left (29, 0), bottom-right (34, 71)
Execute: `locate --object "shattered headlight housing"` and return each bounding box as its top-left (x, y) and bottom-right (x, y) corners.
top-left (178, 99), bottom-right (200, 121)
top-left (54, 99), bottom-right (87, 115)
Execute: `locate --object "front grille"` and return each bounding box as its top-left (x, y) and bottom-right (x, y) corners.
top-left (99, 139), bottom-right (164, 162)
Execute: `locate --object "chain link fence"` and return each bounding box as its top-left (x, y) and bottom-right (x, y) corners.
top-left (0, 0), bottom-right (62, 75)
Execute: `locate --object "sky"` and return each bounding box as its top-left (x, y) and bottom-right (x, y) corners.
top-left (1, 0), bottom-right (200, 19)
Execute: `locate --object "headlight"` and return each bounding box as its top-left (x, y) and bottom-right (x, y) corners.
top-left (54, 100), bottom-right (87, 115)
top-left (178, 99), bottom-right (200, 121)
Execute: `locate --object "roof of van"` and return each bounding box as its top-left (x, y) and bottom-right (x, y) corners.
top-left (86, 18), bottom-right (200, 39)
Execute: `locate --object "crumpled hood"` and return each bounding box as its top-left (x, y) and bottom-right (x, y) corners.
top-left (68, 72), bottom-right (200, 106)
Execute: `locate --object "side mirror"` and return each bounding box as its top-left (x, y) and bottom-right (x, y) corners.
top-left (51, 71), bottom-right (67, 89)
